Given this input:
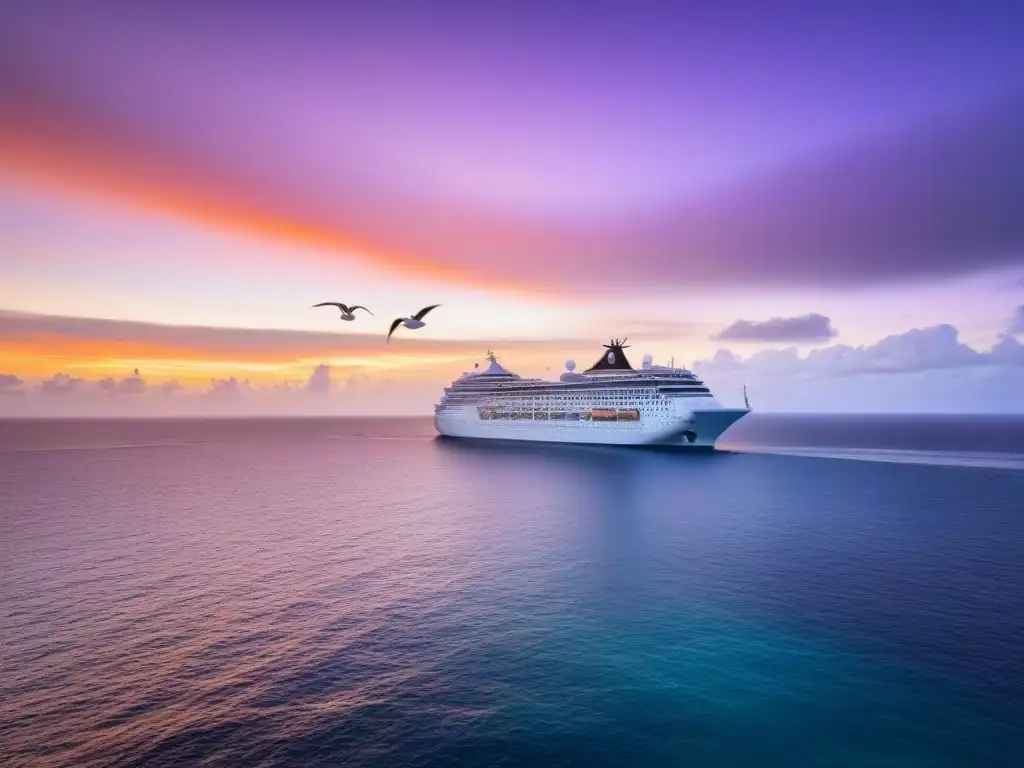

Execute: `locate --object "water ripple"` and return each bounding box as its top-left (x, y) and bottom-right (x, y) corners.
top-left (1, 417), bottom-right (1022, 766)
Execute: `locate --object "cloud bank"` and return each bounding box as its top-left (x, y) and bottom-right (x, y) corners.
top-left (0, 365), bottom-right (441, 417)
top-left (693, 325), bottom-right (1024, 413)
top-left (3, 324), bottom-right (1023, 416)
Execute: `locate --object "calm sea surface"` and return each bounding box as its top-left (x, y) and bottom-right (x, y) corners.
top-left (2, 415), bottom-right (1023, 767)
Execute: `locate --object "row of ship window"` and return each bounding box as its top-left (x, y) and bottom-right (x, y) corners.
top-left (477, 407), bottom-right (641, 422)
top-left (450, 385), bottom-right (700, 396)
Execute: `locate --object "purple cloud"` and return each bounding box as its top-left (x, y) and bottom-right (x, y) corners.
top-left (0, 373), bottom-right (23, 395)
top-left (204, 377), bottom-right (251, 399)
top-left (990, 334), bottom-right (1024, 365)
top-left (306, 364), bottom-right (332, 394)
top-left (826, 325), bottom-right (982, 374)
top-left (1010, 305), bottom-right (1024, 334)
top-left (1, 4), bottom-right (1023, 292)
top-left (541, 93), bottom-right (1024, 295)
top-left (37, 373), bottom-right (84, 395)
top-left (713, 314), bottom-right (838, 343)
top-left (690, 325), bottom-right (1024, 412)
top-left (96, 370), bottom-right (147, 395)
top-left (696, 324), bottom-right (1024, 380)
top-left (161, 380), bottom-right (184, 396)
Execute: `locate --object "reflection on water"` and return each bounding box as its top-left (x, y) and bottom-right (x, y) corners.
top-left (1, 417), bottom-right (1022, 766)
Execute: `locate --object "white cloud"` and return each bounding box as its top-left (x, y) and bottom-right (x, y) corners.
top-left (693, 325), bottom-right (1024, 412)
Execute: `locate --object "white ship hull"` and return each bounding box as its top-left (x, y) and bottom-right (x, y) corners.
top-left (435, 404), bottom-right (749, 448)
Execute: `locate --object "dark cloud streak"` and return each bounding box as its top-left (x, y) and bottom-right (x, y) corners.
top-left (0, 310), bottom-right (595, 357)
top-left (713, 314), bottom-right (838, 343)
top-left (571, 93), bottom-right (1024, 291)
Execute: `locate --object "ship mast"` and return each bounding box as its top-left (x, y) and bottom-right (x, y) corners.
top-left (743, 382), bottom-right (751, 410)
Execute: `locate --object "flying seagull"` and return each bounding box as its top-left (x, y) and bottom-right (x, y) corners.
top-left (313, 302), bottom-right (373, 321)
top-left (387, 304), bottom-right (440, 343)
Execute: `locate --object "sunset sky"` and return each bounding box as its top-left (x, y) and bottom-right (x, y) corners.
top-left (2, 0), bottom-right (1023, 414)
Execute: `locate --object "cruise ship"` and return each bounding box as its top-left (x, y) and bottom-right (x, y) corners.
top-left (434, 339), bottom-right (750, 448)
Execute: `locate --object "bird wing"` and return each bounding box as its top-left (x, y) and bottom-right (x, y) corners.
top-left (349, 305), bottom-right (373, 315)
top-left (413, 303), bottom-right (441, 321)
top-left (386, 318), bottom-right (403, 343)
top-left (313, 302), bottom-right (347, 311)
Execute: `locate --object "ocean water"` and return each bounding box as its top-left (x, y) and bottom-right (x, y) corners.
top-left (1, 414), bottom-right (1023, 767)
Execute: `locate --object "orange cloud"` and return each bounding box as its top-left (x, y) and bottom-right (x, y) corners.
top-left (0, 124), bottom-right (536, 295)
top-left (0, 311), bottom-right (587, 386)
